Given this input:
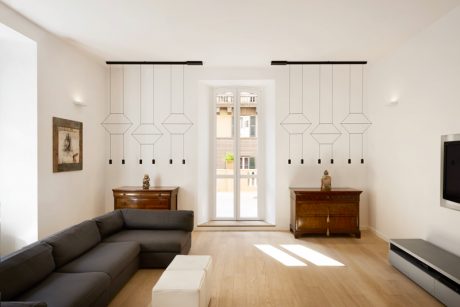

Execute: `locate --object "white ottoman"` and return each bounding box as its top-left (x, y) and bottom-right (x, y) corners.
top-left (167, 255), bottom-right (213, 276)
top-left (166, 255), bottom-right (212, 306)
top-left (152, 270), bottom-right (206, 307)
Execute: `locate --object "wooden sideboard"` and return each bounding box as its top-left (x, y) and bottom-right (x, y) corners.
top-left (113, 186), bottom-right (178, 210)
top-left (290, 188), bottom-right (362, 238)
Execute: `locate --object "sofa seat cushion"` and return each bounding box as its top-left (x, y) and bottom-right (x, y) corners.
top-left (58, 242), bottom-right (140, 279)
top-left (16, 272), bottom-right (110, 307)
top-left (104, 230), bottom-right (190, 253)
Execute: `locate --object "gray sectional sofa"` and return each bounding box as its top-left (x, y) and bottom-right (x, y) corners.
top-left (0, 209), bottom-right (194, 307)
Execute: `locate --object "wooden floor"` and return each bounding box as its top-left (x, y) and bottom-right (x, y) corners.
top-left (109, 231), bottom-right (441, 307)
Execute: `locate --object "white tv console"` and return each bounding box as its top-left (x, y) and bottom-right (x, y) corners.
top-left (389, 239), bottom-right (460, 306)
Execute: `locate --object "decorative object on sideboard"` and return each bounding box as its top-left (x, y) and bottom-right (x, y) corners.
top-left (321, 170), bottom-right (331, 191)
top-left (279, 65), bottom-right (311, 164)
top-left (53, 117), bottom-right (83, 172)
top-left (143, 174), bottom-right (150, 190)
top-left (101, 65), bottom-right (133, 165)
top-left (340, 64), bottom-right (372, 164)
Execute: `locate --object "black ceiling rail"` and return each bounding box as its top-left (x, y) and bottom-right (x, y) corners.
top-left (271, 61), bottom-right (367, 65)
top-left (106, 61), bottom-right (203, 65)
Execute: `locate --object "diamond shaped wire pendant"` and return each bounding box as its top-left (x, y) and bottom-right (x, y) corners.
top-left (310, 123), bottom-right (342, 144)
top-left (101, 113), bottom-right (133, 134)
top-left (162, 113), bottom-right (193, 134)
top-left (131, 123), bottom-right (163, 145)
top-left (341, 113), bottom-right (371, 134)
top-left (280, 113), bottom-right (312, 134)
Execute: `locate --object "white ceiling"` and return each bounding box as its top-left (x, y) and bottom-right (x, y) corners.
top-left (2, 0), bottom-right (460, 66)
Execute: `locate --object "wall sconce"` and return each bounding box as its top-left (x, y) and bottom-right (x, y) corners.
top-left (73, 97), bottom-right (87, 107)
top-left (386, 97), bottom-right (399, 106)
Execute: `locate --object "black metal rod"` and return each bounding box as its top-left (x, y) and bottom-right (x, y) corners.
top-left (271, 60), bottom-right (367, 65)
top-left (106, 61), bottom-right (203, 65)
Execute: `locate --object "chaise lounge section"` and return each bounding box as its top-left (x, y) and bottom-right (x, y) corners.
top-left (0, 209), bottom-right (194, 307)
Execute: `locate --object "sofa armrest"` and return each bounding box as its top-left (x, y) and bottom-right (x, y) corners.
top-left (0, 302), bottom-right (47, 307)
top-left (121, 209), bottom-right (193, 231)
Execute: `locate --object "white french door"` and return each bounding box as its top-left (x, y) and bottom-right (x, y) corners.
top-left (213, 87), bottom-right (261, 220)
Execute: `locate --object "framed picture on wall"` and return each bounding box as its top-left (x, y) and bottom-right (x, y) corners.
top-left (53, 117), bottom-right (83, 172)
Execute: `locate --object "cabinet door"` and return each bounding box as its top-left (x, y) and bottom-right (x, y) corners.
top-left (296, 202), bottom-right (328, 216)
top-left (328, 216), bottom-right (358, 233)
top-left (296, 202), bottom-right (328, 233)
top-left (328, 202), bottom-right (358, 233)
top-left (297, 216), bottom-right (328, 233)
top-left (328, 203), bottom-right (358, 216)
top-left (115, 194), bottom-right (171, 209)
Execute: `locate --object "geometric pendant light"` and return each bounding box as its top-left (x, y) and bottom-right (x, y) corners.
top-left (280, 65), bottom-right (311, 164)
top-left (162, 65), bottom-right (193, 164)
top-left (131, 65), bottom-right (163, 164)
top-left (341, 64), bottom-right (372, 164)
top-left (272, 60), bottom-right (367, 165)
top-left (310, 65), bottom-right (342, 164)
top-left (103, 60), bottom-right (202, 165)
top-left (101, 65), bottom-right (133, 164)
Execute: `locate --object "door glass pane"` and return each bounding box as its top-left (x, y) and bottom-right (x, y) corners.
top-left (240, 92), bottom-right (257, 177)
top-left (216, 97), bottom-right (234, 175)
top-left (240, 178), bottom-right (257, 218)
top-left (216, 178), bottom-right (234, 218)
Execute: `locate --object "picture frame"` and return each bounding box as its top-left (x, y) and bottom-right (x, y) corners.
top-left (53, 117), bottom-right (83, 172)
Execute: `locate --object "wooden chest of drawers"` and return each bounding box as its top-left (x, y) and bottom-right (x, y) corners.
top-left (290, 188), bottom-right (362, 238)
top-left (113, 186), bottom-right (178, 210)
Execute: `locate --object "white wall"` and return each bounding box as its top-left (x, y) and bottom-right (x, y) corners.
top-left (0, 3), bottom-right (107, 240)
top-left (0, 23), bottom-right (37, 256)
top-left (105, 65), bottom-right (370, 229)
top-left (367, 6), bottom-right (460, 255)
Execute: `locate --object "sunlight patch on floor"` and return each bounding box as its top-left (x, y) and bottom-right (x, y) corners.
top-left (281, 244), bottom-right (345, 266)
top-left (254, 244), bottom-right (307, 267)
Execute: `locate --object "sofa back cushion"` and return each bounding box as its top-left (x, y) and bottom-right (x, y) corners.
top-left (93, 210), bottom-right (124, 238)
top-left (43, 220), bottom-right (101, 268)
top-left (121, 209), bottom-right (194, 232)
top-left (0, 242), bottom-right (55, 300)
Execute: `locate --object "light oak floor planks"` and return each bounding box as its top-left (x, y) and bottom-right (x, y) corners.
top-left (108, 231), bottom-right (441, 307)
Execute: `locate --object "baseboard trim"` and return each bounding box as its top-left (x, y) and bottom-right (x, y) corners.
top-left (367, 226), bottom-right (389, 242)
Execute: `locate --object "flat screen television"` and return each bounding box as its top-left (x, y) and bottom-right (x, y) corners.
top-left (441, 134), bottom-right (460, 211)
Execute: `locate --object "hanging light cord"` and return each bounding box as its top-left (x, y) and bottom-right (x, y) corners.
top-left (318, 65), bottom-right (321, 123)
top-left (361, 64), bottom-right (364, 159)
top-left (288, 65), bottom-right (291, 113)
top-left (122, 65), bottom-right (125, 160)
top-left (349, 65), bottom-right (351, 159)
top-left (109, 65), bottom-right (112, 160)
top-left (331, 64), bottom-right (334, 124)
top-left (170, 65), bottom-right (172, 161)
top-left (182, 65), bottom-right (185, 161)
top-left (361, 64), bottom-right (364, 113)
top-left (182, 65), bottom-right (185, 114)
top-left (301, 65), bottom-right (304, 159)
top-left (139, 65), bottom-right (142, 160)
top-left (152, 65), bottom-right (155, 160)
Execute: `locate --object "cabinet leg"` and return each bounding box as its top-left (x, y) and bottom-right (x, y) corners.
top-left (356, 231), bottom-right (361, 239)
